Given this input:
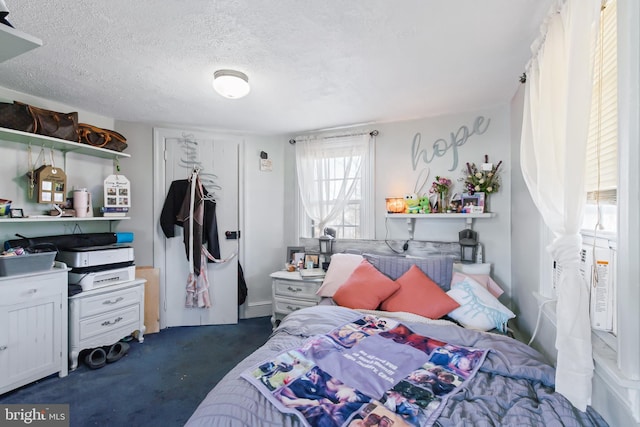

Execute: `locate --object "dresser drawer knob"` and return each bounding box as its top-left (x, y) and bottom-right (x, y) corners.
top-left (287, 286), bottom-right (302, 292)
top-left (101, 316), bottom-right (123, 327)
top-left (286, 305), bottom-right (301, 311)
top-left (0, 345), bottom-right (7, 351)
top-left (28, 289), bottom-right (38, 294)
top-left (103, 297), bottom-right (124, 305)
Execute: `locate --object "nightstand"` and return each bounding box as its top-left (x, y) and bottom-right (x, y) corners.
top-left (270, 270), bottom-right (324, 328)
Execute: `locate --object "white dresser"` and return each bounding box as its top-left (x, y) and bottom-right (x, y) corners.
top-left (68, 279), bottom-right (146, 370)
top-left (0, 263), bottom-right (69, 395)
top-left (270, 270), bottom-right (323, 328)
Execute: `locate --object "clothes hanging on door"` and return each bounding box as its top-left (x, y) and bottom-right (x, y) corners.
top-left (185, 252), bottom-right (211, 308)
top-left (160, 178), bottom-right (221, 275)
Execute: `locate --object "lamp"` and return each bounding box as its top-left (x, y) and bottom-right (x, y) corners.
top-left (319, 235), bottom-right (333, 255)
top-left (319, 227), bottom-right (335, 270)
top-left (212, 69), bottom-right (250, 99)
top-left (386, 197), bottom-right (405, 213)
top-left (459, 229), bottom-right (478, 264)
top-left (319, 227), bottom-right (335, 255)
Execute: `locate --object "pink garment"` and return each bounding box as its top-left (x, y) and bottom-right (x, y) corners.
top-left (186, 251), bottom-right (211, 308)
top-left (181, 173), bottom-right (211, 308)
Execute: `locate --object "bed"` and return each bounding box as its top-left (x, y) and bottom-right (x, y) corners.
top-left (185, 253), bottom-right (608, 427)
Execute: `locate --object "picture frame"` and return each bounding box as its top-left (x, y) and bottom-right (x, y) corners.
top-left (9, 208), bottom-right (24, 218)
top-left (461, 192), bottom-right (485, 213)
top-left (103, 174), bottom-right (131, 208)
top-left (304, 253), bottom-right (320, 268)
top-left (449, 199), bottom-right (462, 213)
top-left (286, 246), bottom-right (305, 263)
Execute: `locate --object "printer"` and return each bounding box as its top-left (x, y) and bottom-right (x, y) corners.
top-left (56, 245), bottom-right (136, 291)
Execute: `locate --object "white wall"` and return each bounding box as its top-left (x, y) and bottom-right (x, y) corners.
top-left (374, 107), bottom-right (512, 298)
top-left (239, 135), bottom-right (285, 318)
top-left (284, 106), bottom-right (513, 301)
top-left (508, 85), bottom-right (557, 361)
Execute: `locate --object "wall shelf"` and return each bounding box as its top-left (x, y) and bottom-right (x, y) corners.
top-left (385, 212), bottom-right (496, 239)
top-left (0, 24), bottom-right (42, 63)
top-left (0, 127), bottom-right (131, 159)
top-left (0, 216), bottom-right (129, 223)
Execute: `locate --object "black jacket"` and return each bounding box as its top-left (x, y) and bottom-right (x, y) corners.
top-left (160, 179), bottom-right (221, 267)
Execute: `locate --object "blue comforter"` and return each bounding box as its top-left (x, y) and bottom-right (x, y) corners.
top-left (185, 305), bottom-right (608, 427)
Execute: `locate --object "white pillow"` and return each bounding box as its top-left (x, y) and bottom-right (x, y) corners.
top-left (446, 276), bottom-right (515, 332)
top-left (450, 272), bottom-right (504, 298)
top-left (316, 253), bottom-right (364, 297)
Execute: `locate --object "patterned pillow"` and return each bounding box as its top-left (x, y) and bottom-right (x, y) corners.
top-left (363, 253), bottom-right (454, 291)
top-left (450, 272), bottom-right (504, 298)
top-left (446, 276), bottom-right (515, 332)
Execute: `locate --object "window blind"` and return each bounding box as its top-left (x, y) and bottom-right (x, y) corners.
top-left (585, 0), bottom-right (617, 204)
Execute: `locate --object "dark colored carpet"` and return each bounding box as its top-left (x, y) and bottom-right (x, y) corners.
top-left (0, 316), bottom-right (273, 426)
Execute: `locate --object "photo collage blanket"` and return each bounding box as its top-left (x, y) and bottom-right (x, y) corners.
top-left (241, 314), bottom-right (488, 427)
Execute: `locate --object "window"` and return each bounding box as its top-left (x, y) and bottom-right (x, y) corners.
top-left (296, 132), bottom-right (375, 239)
top-left (582, 0), bottom-right (618, 234)
top-left (580, 0), bottom-right (619, 348)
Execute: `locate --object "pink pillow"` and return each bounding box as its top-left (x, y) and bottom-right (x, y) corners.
top-left (316, 253), bottom-right (364, 297)
top-left (333, 260), bottom-right (400, 309)
top-left (450, 272), bottom-right (504, 298)
top-left (380, 265), bottom-right (460, 318)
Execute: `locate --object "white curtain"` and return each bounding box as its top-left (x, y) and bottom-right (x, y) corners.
top-left (295, 134), bottom-right (369, 235)
top-left (520, 0), bottom-right (600, 411)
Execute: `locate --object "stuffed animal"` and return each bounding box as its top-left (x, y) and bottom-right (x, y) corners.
top-left (419, 196), bottom-right (431, 213)
top-left (404, 193), bottom-right (420, 214)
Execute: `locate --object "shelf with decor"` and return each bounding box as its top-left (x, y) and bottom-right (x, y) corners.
top-left (0, 24), bottom-right (42, 63)
top-left (385, 212), bottom-right (496, 239)
top-left (0, 127), bottom-right (130, 225)
top-left (0, 127), bottom-right (131, 159)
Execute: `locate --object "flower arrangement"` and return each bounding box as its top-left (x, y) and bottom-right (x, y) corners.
top-left (462, 155), bottom-right (502, 195)
top-left (429, 176), bottom-right (452, 213)
top-left (429, 176), bottom-right (452, 195)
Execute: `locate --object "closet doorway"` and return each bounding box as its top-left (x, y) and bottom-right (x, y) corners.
top-left (153, 127), bottom-right (240, 328)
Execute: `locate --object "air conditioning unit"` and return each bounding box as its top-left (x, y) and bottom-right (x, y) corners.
top-left (553, 235), bottom-right (616, 333)
top-left (583, 236), bottom-right (616, 333)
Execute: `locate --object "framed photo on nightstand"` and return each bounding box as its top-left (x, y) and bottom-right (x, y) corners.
top-left (286, 246), bottom-right (305, 264)
top-left (304, 253), bottom-right (320, 268)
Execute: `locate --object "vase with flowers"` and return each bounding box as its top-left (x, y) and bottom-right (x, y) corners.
top-left (429, 176), bottom-right (452, 213)
top-left (460, 155), bottom-right (502, 211)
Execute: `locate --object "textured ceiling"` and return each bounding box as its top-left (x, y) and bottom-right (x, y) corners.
top-left (0, 1), bottom-right (553, 135)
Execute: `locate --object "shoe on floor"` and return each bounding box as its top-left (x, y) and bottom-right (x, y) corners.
top-left (84, 348), bottom-right (107, 369)
top-left (106, 341), bottom-right (130, 363)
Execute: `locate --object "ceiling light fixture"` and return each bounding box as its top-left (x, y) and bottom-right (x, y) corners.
top-left (212, 69), bottom-right (250, 99)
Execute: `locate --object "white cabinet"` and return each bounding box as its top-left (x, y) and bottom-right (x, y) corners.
top-left (0, 263), bottom-right (69, 395)
top-left (270, 271), bottom-right (323, 328)
top-left (68, 279), bottom-right (145, 370)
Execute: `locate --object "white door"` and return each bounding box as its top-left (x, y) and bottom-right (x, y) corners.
top-left (153, 128), bottom-right (239, 327)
